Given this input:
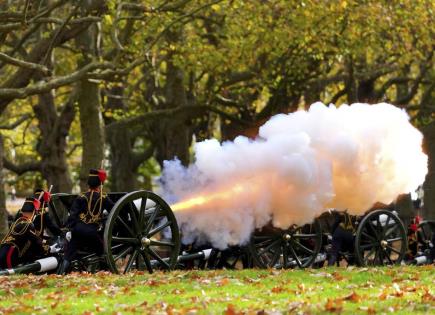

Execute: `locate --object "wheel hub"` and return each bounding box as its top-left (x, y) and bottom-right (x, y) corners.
top-left (380, 240), bottom-right (387, 248)
top-left (283, 233), bottom-right (291, 241)
top-left (141, 237), bottom-right (151, 247)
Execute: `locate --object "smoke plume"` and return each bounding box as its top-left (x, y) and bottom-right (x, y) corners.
top-left (160, 103), bottom-right (427, 249)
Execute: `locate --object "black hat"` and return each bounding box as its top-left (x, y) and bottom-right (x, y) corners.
top-left (21, 197), bottom-right (40, 213)
top-left (87, 169), bottom-right (105, 188)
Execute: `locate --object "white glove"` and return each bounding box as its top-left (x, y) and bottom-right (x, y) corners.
top-left (49, 244), bottom-right (61, 253)
top-left (65, 231), bottom-right (72, 242)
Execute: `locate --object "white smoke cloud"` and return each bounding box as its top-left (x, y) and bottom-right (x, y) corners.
top-left (160, 103), bottom-right (428, 249)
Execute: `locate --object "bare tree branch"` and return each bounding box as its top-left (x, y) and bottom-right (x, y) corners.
top-left (394, 65), bottom-right (430, 105)
top-left (67, 143), bottom-right (81, 157)
top-left (329, 88), bottom-right (347, 104)
top-left (0, 61), bottom-right (114, 99)
top-left (3, 158), bottom-right (41, 175)
top-left (221, 71), bottom-right (256, 88)
top-left (42, 3), bottom-right (81, 65)
top-left (0, 114), bottom-right (32, 130)
top-left (106, 104), bottom-right (253, 133)
top-left (0, 0), bottom-right (107, 115)
top-left (0, 52), bottom-right (50, 74)
top-left (132, 146), bottom-right (154, 169)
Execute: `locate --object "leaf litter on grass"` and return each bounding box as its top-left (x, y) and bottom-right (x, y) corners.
top-left (0, 265), bottom-right (433, 314)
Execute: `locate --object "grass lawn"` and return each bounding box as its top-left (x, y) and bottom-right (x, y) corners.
top-left (0, 265), bottom-right (433, 314)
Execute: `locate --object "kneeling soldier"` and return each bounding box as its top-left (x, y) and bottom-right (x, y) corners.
top-left (57, 169), bottom-right (114, 274)
top-left (0, 197), bottom-right (59, 269)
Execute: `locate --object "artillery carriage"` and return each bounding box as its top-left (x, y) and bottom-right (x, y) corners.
top-left (0, 190), bottom-right (432, 275)
top-left (247, 208), bottom-right (431, 269)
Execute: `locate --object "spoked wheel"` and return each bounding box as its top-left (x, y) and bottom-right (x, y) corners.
top-left (418, 220), bottom-right (435, 252)
top-left (104, 190), bottom-right (181, 274)
top-left (355, 209), bottom-right (407, 266)
top-left (206, 247), bottom-right (253, 270)
top-left (249, 220), bottom-right (322, 269)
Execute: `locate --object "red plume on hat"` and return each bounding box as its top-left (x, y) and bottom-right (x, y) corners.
top-left (98, 169), bottom-right (107, 184)
top-left (43, 191), bottom-right (51, 202)
top-left (33, 198), bottom-right (41, 211)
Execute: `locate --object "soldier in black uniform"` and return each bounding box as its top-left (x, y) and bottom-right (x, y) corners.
top-left (328, 211), bottom-right (357, 266)
top-left (32, 189), bottom-right (62, 239)
top-left (57, 169), bottom-right (114, 274)
top-left (0, 197), bottom-right (58, 269)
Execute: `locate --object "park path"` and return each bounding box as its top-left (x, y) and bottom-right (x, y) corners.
top-left (6, 197), bottom-right (25, 214)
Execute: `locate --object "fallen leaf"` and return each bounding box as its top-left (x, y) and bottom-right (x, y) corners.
top-left (421, 289), bottom-right (435, 302)
top-left (359, 306), bottom-right (376, 314)
top-left (333, 272), bottom-right (345, 281)
top-left (325, 298), bottom-right (343, 313)
top-left (224, 304), bottom-right (238, 315)
top-left (271, 286), bottom-right (284, 293)
top-left (217, 278), bottom-right (231, 286)
top-left (343, 291), bottom-right (361, 303)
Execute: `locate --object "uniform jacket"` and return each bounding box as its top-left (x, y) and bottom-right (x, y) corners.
top-left (1, 217), bottom-right (48, 258)
top-left (66, 191), bottom-right (114, 229)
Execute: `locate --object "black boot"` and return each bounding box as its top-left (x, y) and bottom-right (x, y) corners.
top-left (57, 259), bottom-right (70, 275)
top-left (328, 254), bottom-right (337, 266)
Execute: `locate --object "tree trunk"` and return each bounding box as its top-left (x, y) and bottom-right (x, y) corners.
top-left (104, 86), bottom-right (138, 191)
top-left (34, 92), bottom-right (74, 193)
top-left (357, 78), bottom-right (376, 103)
top-left (0, 134), bottom-right (8, 237)
top-left (346, 58), bottom-right (357, 103)
top-left (77, 79), bottom-right (105, 190)
top-left (154, 60), bottom-right (191, 166)
top-left (108, 128), bottom-right (136, 191)
top-left (76, 20), bottom-right (105, 190)
top-left (423, 121), bottom-right (435, 219)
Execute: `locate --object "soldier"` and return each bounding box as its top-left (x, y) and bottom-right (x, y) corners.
top-left (32, 189), bottom-right (62, 239)
top-left (0, 197), bottom-right (60, 269)
top-left (327, 210), bottom-right (356, 266)
top-left (57, 169), bottom-right (114, 274)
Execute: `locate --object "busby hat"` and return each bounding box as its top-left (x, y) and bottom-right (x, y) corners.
top-left (21, 197), bottom-right (41, 213)
top-left (87, 168), bottom-right (107, 188)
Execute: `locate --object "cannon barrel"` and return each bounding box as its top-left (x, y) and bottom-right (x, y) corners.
top-left (150, 249), bottom-right (212, 268)
top-left (0, 257), bottom-right (58, 276)
top-left (177, 249), bottom-right (212, 263)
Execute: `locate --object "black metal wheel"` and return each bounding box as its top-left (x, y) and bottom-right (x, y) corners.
top-left (355, 209), bottom-right (407, 266)
top-left (104, 190), bottom-right (181, 274)
top-left (248, 220), bottom-right (322, 269)
top-left (418, 220), bottom-right (435, 252)
top-left (206, 247), bottom-right (253, 270)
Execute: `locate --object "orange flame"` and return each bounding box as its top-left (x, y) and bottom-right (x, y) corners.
top-left (171, 184), bottom-right (245, 212)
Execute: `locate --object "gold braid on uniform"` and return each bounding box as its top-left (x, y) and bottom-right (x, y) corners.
top-left (339, 212), bottom-right (355, 232)
top-left (79, 189), bottom-right (104, 224)
top-left (32, 201), bottom-right (46, 237)
top-left (1, 216), bottom-right (33, 257)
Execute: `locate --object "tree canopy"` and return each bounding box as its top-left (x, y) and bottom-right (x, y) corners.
top-left (0, 0), bottom-right (434, 232)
